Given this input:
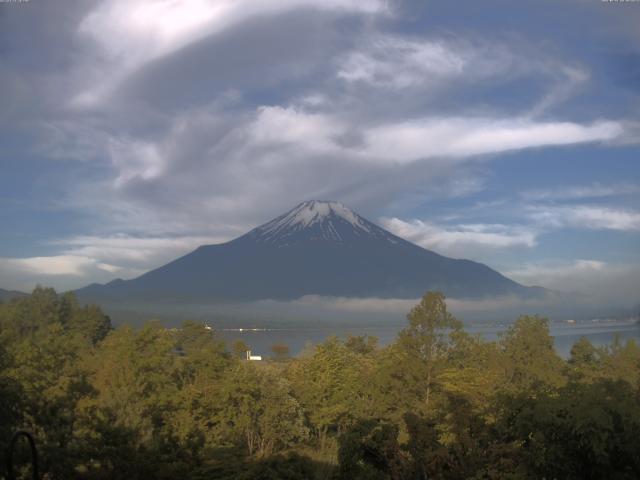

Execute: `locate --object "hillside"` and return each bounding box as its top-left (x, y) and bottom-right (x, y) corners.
top-left (0, 288), bottom-right (28, 302)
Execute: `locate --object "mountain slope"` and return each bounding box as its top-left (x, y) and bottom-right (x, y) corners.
top-left (0, 288), bottom-right (28, 302)
top-left (76, 201), bottom-right (542, 302)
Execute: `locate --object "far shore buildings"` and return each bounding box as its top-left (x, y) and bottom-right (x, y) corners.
top-left (246, 350), bottom-right (262, 361)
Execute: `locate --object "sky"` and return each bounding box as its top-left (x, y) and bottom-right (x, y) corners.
top-left (0, 0), bottom-right (639, 310)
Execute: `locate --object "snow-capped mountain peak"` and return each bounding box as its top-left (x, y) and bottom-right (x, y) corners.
top-left (248, 200), bottom-right (392, 245)
top-left (273, 200), bottom-right (369, 230)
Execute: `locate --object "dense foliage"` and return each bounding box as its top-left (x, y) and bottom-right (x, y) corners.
top-left (1, 288), bottom-right (639, 479)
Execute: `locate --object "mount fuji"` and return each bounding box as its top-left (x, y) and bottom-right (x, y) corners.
top-left (75, 201), bottom-right (544, 303)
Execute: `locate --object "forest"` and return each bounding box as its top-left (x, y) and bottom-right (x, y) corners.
top-left (1, 287), bottom-right (639, 479)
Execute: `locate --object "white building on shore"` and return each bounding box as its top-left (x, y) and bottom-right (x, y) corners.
top-left (246, 350), bottom-right (262, 361)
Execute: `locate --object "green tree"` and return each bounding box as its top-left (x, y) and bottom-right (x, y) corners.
top-left (174, 320), bottom-right (230, 374)
top-left (498, 379), bottom-right (640, 479)
top-left (4, 284), bottom-right (640, 479)
top-left (336, 419), bottom-right (404, 480)
top-left (236, 453), bottom-right (323, 480)
top-left (216, 363), bottom-right (308, 457)
top-left (0, 341), bottom-right (23, 478)
top-left (345, 334), bottom-right (378, 355)
top-left (69, 303), bottom-right (112, 345)
top-left (169, 321), bottom-right (233, 451)
top-left (600, 336), bottom-right (640, 386)
top-left (287, 336), bottom-right (375, 447)
top-left (232, 339), bottom-right (251, 359)
top-left (78, 323), bottom-right (179, 447)
top-left (271, 343), bottom-right (290, 360)
top-left (0, 286), bottom-right (60, 341)
top-left (567, 336), bottom-right (602, 383)
top-left (403, 413), bottom-right (451, 480)
top-left (377, 292), bottom-right (464, 419)
top-left (434, 338), bottom-right (512, 478)
top-left (0, 288), bottom-right (108, 478)
top-left (499, 315), bottom-right (566, 394)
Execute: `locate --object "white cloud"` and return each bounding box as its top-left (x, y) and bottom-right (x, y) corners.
top-left (47, 103), bottom-right (625, 250)
top-left (109, 137), bottom-right (165, 186)
top-left (445, 295), bottom-right (554, 313)
top-left (81, 0), bottom-right (385, 62)
top-left (363, 118), bottom-right (622, 163)
top-left (290, 295), bottom-right (418, 314)
top-left (505, 260), bottom-right (640, 302)
top-left (527, 65), bottom-right (589, 117)
top-left (73, 0), bottom-right (387, 107)
top-left (55, 234), bottom-right (228, 269)
top-left (96, 263), bottom-right (123, 274)
top-left (29, 9), bottom-right (629, 245)
top-left (0, 233), bottom-right (234, 292)
top-left (237, 106), bottom-right (624, 166)
top-left (380, 217), bottom-right (537, 257)
top-left (250, 106), bottom-right (343, 152)
top-left (1, 255), bottom-right (99, 276)
top-left (0, 255), bottom-right (129, 292)
top-left (336, 33), bottom-right (591, 122)
top-left (264, 293), bottom-right (574, 318)
top-left (337, 36), bottom-right (470, 89)
top-left (507, 259), bottom-right (607, 280)
top-left (530, 205), bottom-right (640, 231)
top-left (521, 183), bottom-right (640, 201)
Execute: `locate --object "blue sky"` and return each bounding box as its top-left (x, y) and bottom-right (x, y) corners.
top-left (0, 0), bottom-right (639, 308)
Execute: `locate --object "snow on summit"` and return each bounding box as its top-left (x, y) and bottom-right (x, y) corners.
top-left (276, 201), bottom-right (369, 230)
top-left (249, 200), bottom-right (396, 245)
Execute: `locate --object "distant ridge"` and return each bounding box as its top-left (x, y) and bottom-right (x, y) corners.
top-left (0, 288), bottom-right (28, 302)
top-left (76, 200), bottom-right (545, 303)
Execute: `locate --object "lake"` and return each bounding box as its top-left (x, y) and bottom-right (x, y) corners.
top-left (220, 318), bottom-right (640, 358)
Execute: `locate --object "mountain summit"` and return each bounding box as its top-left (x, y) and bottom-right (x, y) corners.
top-left (249, 200), bottom-right (398, 246)
top-left (76, 201), bottom-right (542, 303)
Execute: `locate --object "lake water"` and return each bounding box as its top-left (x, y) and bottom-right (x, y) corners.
top-left (220, 319), bottom-right (640, 358)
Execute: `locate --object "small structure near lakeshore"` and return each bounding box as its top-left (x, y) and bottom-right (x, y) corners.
top-left (246, 350), bottom-right (262, 361)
